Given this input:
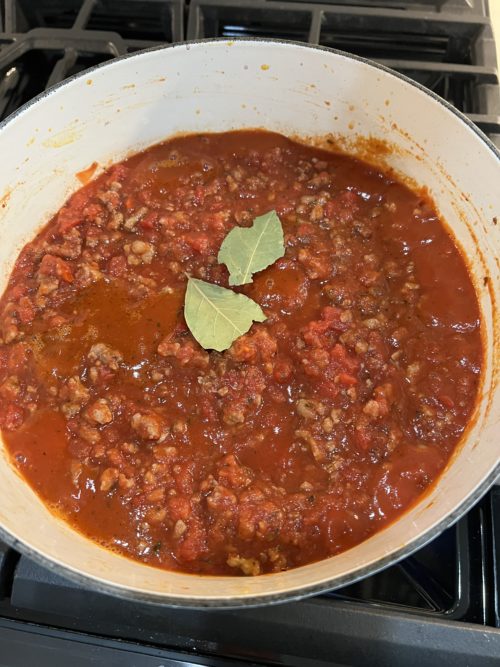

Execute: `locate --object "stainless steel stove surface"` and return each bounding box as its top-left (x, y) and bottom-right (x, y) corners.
top-left (0, 1), bottom-right (499, 666)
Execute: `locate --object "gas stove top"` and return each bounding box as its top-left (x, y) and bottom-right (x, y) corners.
top-left (0, 1), bottom-right (499, 665)
top-left (1, 0), bottom-right (499, 146)
top-left (2, 488), bottom-right (500, 665)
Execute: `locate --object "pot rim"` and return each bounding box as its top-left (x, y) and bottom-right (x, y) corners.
top-left (0, 37), bottom-right (498, 609)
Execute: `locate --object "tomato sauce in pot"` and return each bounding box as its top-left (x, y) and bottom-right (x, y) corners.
top-left (0, 131), bottom-right (482, 576)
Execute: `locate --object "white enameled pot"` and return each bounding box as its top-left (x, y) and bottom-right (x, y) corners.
top-left (0, 40), bottom-right (498, 608)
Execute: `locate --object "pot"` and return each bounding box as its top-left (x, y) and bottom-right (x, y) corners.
top-left (0, 39), bottom-right (498, 608)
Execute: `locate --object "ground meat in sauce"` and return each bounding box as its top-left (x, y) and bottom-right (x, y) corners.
top-left (0, 131), bottom-right (482, 576)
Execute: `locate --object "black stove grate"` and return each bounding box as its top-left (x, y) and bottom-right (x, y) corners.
top-left (0, 0), bottom-right (498, 142)
top-left (0, 0), bottom-right (183, 118)
top-left (0, 1), bottom-right (499, 665)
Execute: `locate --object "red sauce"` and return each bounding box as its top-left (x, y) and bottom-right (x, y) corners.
top-left (0, 131), bottom-right (482, 576)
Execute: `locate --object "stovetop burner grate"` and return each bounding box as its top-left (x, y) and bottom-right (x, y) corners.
top-left (0, 0), bottom-right (183, 118)
top-left (0, 0), bottom-right (498, 143)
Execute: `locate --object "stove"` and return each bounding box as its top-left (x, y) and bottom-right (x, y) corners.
top-left (0, 1), bottom-right (499, 665)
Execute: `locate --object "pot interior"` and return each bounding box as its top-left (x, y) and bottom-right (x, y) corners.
top-left (0, 40), bottom-right (498, 606)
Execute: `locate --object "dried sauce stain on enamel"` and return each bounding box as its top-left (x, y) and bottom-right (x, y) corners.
top-left (0, 190), bottom-right (10, 209)
top-left (0, 130), bottom-right (482, 577)
top-left (42, 128), bottom-right (82, 149)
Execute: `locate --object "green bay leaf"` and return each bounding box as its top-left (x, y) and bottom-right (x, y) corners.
top-left (184, 278), bottom-right (266, 352)
top-left (217, 210), bottom-right (285, 286)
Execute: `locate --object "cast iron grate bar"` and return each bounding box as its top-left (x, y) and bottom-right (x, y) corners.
top-left (187, 1), bottom-right (492, 48)
top-left (0, 0), bottom-right (182, 115)
top-left (0, 540), bottom-right (19, 600)
top-left (0, 0), bottom-right (183, 103)
top-left (4, 0), bottom-right (184, 40)
top-left (267, 1), bottom-right (487, 9)
top-left (324, 517), bottom-right (471, 618)
top-left (490, 488), bottom-right (500, 627)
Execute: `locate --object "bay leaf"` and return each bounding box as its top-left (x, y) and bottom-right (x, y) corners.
top-left (184, 277), bottom-right (266, 352)
top-left (217, 210), bottom-right (285, 286)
